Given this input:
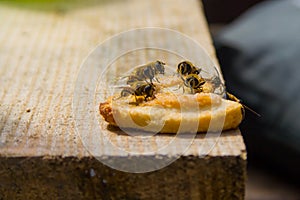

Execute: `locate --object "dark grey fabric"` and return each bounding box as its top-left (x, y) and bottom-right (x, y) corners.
top-left (214, 0), bottom-right (300, 179)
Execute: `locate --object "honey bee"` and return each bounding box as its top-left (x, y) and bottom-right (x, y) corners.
top-left (177, 61), bottom-right (202, 76)
top-left (208, 76), bottom-right (223, 89)
top-left (131, 60), bottom-right (166, 83)
top-left (206, 68), bottom-right (226, 95)
top-left (119, 82), bottom-right (156, 103)
top-left (226, 92), bottom-right (260, 117)
top-left (183, 74), bottom-right (206, 93)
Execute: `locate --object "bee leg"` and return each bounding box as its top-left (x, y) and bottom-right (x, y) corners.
top-left (142, 79), bottom-right (150, 84)
top-left (196, 86), bottom-right (204, 93)
top-left (241, 106), bottom-right (246, 120)
top-left (129, 101), bottom-right (139, 106)
top-left (114, 75), bottom-right (127, 83)
top-left (217, 85), bottom-right (226, 96)
top-left (144, 95), bottom-right (148, 102)
top-left (134, 95), bottom-right (139, 105)
top-left (173, 84), bottom-right (182, 91)
top-left (180, 75), bottom-right (185, 82)
top-left (190, 87), bottom-right (194, 94)
top-left (155, 77), bottom-right (160, 83)
top-left (113, 95), bottom-right (123, 101)
top-left (145, 94), bottom-right (155, 101)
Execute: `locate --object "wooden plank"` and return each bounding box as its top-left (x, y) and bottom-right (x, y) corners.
top-left (0, 0), bottom-right (246, 199)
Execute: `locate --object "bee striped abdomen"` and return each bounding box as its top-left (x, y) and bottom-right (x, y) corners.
top-left (177, 61), bottom-right (201, 76)
top-left (184, 74), bottom-right (206, 93)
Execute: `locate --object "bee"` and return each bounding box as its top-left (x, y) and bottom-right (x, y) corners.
top-left (208, 76), bottom-right (223, 89)
top-left (206, 68), bottom-right (226, 95)
top-left (132, 60), bottom-right (166, 83)
top-left (183, 74), bottom-right (206, 93)
top-left (226, 92), bottom-right (261, 117)
top-left (177, 61), bottom-right (202, 76)
top-left (119, 82), bottom-right (156, 104)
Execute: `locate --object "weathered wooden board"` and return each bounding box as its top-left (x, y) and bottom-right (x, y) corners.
top-left (0, 0), bottom-right (246, 199)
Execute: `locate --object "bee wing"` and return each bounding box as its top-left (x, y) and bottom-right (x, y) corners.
top-left (113, 85), bottom-right (130, 89)
top-left (200, 68), bottom-right (209, 74)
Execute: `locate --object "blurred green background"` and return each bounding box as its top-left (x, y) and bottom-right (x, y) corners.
top-left (0, 0), bottom-right (109, 13)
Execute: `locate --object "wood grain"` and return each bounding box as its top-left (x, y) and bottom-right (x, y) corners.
top-left (0, 0), bottom-right (246, 199)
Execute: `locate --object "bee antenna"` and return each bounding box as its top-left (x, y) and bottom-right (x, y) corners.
top-left (243, 104), bottom-right (261, 117)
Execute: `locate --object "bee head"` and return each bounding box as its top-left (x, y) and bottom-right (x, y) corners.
top-left (155, 60), bottom-right (165, 74)
top-left (156, 60), bottom-right (166, 65)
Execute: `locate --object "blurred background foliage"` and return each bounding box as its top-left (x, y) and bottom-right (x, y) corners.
top-left (0, 0), bottom-right (110, 13)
